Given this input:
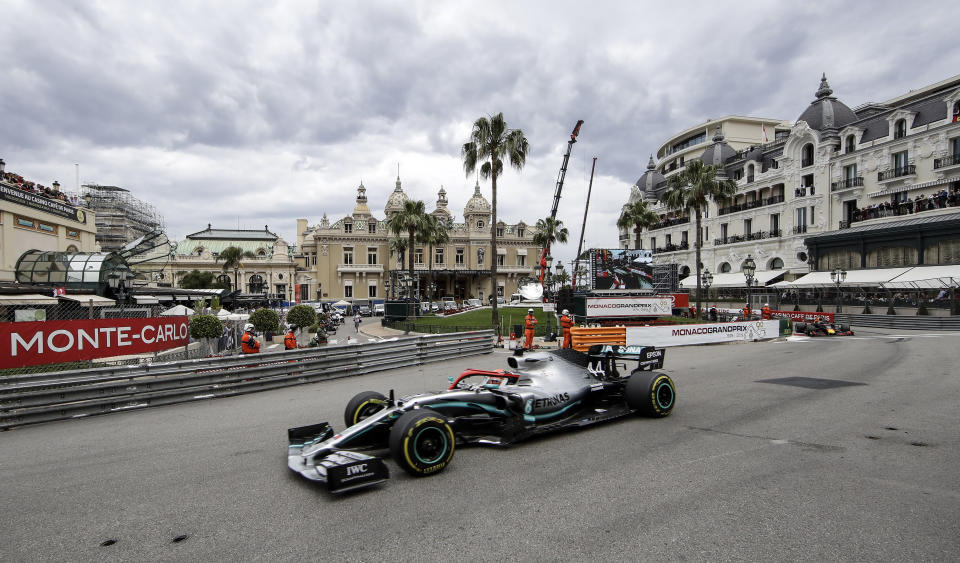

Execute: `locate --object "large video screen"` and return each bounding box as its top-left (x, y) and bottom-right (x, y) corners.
top-left (590, 249), bottom-right (653, 290)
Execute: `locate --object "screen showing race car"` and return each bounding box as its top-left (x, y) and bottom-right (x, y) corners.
top-left (590, 249), bottom-right (654, 290)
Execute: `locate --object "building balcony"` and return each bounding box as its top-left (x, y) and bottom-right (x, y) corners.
top-left (717, 195), bottom-right (784, 216)
top-left (933, 154), bottom-right (960, 169)
top-left (794, 186), bottom-right (816, 197)
top-left (653, 241), bottom-right (690, 254)
top-left (831, 177), bottom-right (864, 191)
top-left (649, 215), bottom-right (690, 231)
top-left (712, 230), bottom-right (782, 246)
top-left (792, 225), bottom-right (808, 234)
top-left (337, 263), bottom-right (384, 274)
top-left (842, 195), bottom-right (960, 228)
top-left (878, 165), bottom-right (916, 182)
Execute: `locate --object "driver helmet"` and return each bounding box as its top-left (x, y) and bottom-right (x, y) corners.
top-left (243, 323), bottom-right (254, 332)
top-left (528, 308), bottom-right (534, 313)
top-left (562, 309), bottom-right (569, 315)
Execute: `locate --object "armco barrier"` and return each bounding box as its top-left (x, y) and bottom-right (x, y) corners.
top-left (835, 314), bottom-right (960, 331)
top-left (0, 330), bottom-right (494, 430)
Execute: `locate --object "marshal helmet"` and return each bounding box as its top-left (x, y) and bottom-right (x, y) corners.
top-left (244, 323), bottom-right (255, 332)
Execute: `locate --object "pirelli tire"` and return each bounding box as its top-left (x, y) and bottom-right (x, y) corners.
top-left (626, 371), bottom-right (676, 418)
top-left (344, 391), bottom-right (388, 428)
top-left (389, 409), bottom-right (455, 477)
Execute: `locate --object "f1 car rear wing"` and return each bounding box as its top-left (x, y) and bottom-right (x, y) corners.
top-left (587, 345), bottom-right (666, 372)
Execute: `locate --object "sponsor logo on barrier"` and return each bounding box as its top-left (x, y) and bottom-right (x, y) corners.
top-left (585, 297), bottom-right (673, 318)
top-left (0, 316), bottom-right (189, 369)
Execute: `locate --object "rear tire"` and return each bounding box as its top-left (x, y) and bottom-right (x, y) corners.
top-left (389, 409), bottom-right (455, 477)
top-left (344, 391), bottom-right (388, 428)
top-left (794, 322), bottom-right (806, 333)
top-left (626, 371), bottom-right (676, 417)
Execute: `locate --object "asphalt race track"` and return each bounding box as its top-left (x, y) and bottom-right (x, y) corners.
top-left (2, 327), bottom-right (959, 561)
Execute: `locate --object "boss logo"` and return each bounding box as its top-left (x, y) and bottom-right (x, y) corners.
top-left (346, 464), bottom-right (368, 476)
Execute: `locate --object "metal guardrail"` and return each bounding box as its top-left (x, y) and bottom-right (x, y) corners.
top-left (835, 314), bottom-right (960, 331)
top-left (0, 330), bottom-right (495, 430)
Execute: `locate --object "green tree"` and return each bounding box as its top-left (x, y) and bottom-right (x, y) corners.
top-left (462, 112), bottom-right (529, 328)
top-left (190, 314), bottom-right (224, 355)
top-left (285, 304), bottom-right (317, 329)
top-left (554, 267), bottom-right (571, 288)
top-left (386, 200), bottom-right (429, 318)
top-left (532, 217), bottom-right (570, 249)
top-left (249, 308), bottom-right (280, 334)
top-left (180, 270), bottom-right (220, 289)
top-left (617, 200), bottom-right (659, 250)
top-left (217, 245), bottom-right (255, 291)
top-left (663, 159), bottom-right (737, 317)
top-left (417, 213), bottom-right (450, 305)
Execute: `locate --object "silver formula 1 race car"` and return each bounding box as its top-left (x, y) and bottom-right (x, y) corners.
top-left (287, 346), bottom-right (675, 493)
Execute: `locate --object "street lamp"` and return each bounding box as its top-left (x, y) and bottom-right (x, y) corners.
top-left (384, 278), bottom-right (392, 300)
top-left (702, 268), bottom-right (713, 319)
top-left (107, 269), bottom-right (133, 303)
top-left (428, 281), bottom-right (436, 313)
top-left (831, 266), bottom-right (847, 313)
top-left (742, 255), bottom-right (756, 317)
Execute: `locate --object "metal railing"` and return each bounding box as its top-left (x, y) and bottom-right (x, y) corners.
top-left (934, 154), bottom-right (960, 169)
top-left (0, 330), bottom-right (494, 429)
top-left (832, 177), bottom-right (864, 191)
top-left (878, 165), bottom-right (916, 181)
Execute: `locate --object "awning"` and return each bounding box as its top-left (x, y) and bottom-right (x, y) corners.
top-left (0, 294), bottom-right (59, 306)
top-left (679, 270), bottom-right (786, 289)
top-left (515, 248), bottom-right (528, 255)
top-left (133, 295), bottom-right (160, 305)
top-left (497, 247), bottom-right (506, 255)
top-left (882, 265), bottom-right (960, 289)
top-left (59, 294), bottom-right (116, 305)
top-left (790, 267), bottom-right (912, 288)
top-left (155, 295), bottom-right (175, 302)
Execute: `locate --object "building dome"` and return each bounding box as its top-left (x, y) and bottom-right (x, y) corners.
top-left (700, 125), bottom-right (737, 168)
top-left (796, 74), bottom-right (858, 134)
top-left (463, 181), bottom-right (491, 216)
top-left (383, 175), bottom-right (408, 216)
top-left (634, 155), bottom-right (667, 201)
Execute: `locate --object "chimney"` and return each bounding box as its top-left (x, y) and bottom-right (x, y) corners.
top-left (52, 181), bottom-right (60, 192)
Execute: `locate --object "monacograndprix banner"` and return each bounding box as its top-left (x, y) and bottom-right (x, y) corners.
top-left (585, 296), bottom-right (674, 318)
top-left (626, 320), bottom-right (781, 348)
top-left (1, 316), bottom-right (189, 369)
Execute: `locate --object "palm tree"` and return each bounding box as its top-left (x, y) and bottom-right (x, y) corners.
top-left (663, 159), bottom-right (737, 317)
top-left (387, 237), bottom-right (407, 298)
top-left (417, 214), bottom-right (449, 306)
top-left (217, 245), bottom-right (255, 292)
top-left (533, 217), bottom-right (569, 288)
top-left (386, 200), bottom-right (429, 317)
top-left (462, 113), bottom-right (529, 327)
top-left (617, 200), bottom-right (659, 250)
top-left (554, 267), bottom-right (571, 289)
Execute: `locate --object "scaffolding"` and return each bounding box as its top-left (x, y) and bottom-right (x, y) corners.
top-left (80, 184), bottom-right (164, 253)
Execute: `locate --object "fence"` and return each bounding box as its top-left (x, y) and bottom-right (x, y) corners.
top-left (835, 314), bottom-right (960, 331)
top-left (0, 330), bottom-right (495, 429)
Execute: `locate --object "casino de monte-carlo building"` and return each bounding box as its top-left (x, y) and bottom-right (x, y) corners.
top-left (296, 176), bottom-right (540, 303)
top-left (621, 73), bottom-right (960, 292)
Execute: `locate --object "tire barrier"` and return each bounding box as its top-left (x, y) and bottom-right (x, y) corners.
top-left (0, 330), bottom-right (494, 430)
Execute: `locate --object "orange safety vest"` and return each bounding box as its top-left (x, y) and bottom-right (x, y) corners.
top-left (761, 306), bottom-right (772, 320)
top-left (560, 315), bottom-right (574, 330)
top-left (241, 331), bottom-right (260, 354)
top-left (743, 306), bottom-right (752, 318)
top-left (284, 331), bottom-right (297, 350)
top-left (524, 315), bottom-right (537, 331)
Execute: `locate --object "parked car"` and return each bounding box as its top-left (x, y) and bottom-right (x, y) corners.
top-left (373, 303), bottom-right (384, 316)
top-left (465, 298), bottom-right (482, 308)
top-left (359, 305), bottom-right (372, 317)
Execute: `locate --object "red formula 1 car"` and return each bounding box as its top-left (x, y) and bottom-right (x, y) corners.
top-left (793, 320), bottom-right (854, 336)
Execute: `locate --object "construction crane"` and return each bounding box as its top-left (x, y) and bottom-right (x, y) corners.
top-left (537, 119), bottom-right (584, 288)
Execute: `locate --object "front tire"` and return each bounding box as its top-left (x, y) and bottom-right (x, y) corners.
top-left (389, 409), bottom-right (455, 477)
top-left (626, 371), bottom-right (676, 417)
top-left (344, 391), bottom-right (388, 428)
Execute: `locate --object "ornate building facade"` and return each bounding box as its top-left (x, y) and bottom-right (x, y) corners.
top-left (622, 73), bottom-right (960, 287)
top-left (297, 176), bottom-right (540, 303)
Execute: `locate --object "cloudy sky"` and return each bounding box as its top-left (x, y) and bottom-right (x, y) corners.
top-left (3, 0), bottom-right (959, 269)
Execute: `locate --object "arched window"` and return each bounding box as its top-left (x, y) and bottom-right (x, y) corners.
top-left (216, 274), bottom-right (232, 289)
top-left (719, 262), bottom-right (731, 273)
top-left (844, 135), bottom-right (855, 153)
top-left (65, 244), bottom-right (78, 253)
top-left (768, 257), bottom-right (784, 270)
top-left (894, 119), bottom-right (907, 139)
top-left (746, 164), bottom-right (755, 183)
top-left (953, 101), bottom-right (960, 122)
top-left (801, 144), bottom-right (814, 167)
top-left (195, 246), bottom-right (204, 256)
top-left (249, 274), bottom-right (265, 294)
top-left (679, 265), bottom-right (691, 277)
top-left (257, 249), bottom-right (266, 257)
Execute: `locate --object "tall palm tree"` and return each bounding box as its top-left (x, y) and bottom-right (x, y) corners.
top-left (553, 267), bottom-right (571, 289)
top-left (417, 214), bottom-right (450, 305)
top-left (387, 237), bottom-right (407, 298)
top-left (217, 245), bottom-right (255, 292)
top-left (617, 200), bottom-right (659, 250)
top-left (533, 216), bottom-right (569, 288)
top-left (462, 113), bottom-right (529, 327)
top-left (386, 200), bottom-right (429, 317)
top-left (663, 159), bottom-right (737, 317)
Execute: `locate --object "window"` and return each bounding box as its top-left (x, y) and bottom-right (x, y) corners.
top-left (744, 218), bottom-right (752, 237)
top-left (477, 249), bottom-right (484, 266)
top-left (66, 244), bottom-right (79, 253)
top-left (344, 222), bottom-right (352, 233)
top-left (770, 257), bottom-right (784, 269)
top-left (343, 248), bottom-right (354, 265)
top-left (497, 286), bottom-right (504, 297)
top-left (797, 207), bottom-right (807, 228)
top-left (746, 164), bottom-right (755, 183)
top-left (720, 223), bottom-right (728, 241)
top-left (517, 254), bottom-right (526, 266)
top-left (477, 220), bottom-right (485, 230)
top-left (650, 237), bottom-right (656, 250)
top-left (770, 213), bottom-right (780, 234)
top-left (953, 138), bottom-right (960, 158)
top-left (497, 254), bottom-right (505, 266)
top-left (66, 229), bottom-right (80, 240)
top-left (894, 118), bottom-right (907, 139)
top-left (367, 247), bottom-right (378, 265)
top-left (310, 253), bottom-right (316, 266)
top-left (249, 274), bottom-right (265, 294)
top-left (810, 206), bottom-right (815, 225)
top-left (414, 248), bottom-right (424, 264)
top-left (893, 150), bottom-right (909, 172)
top-left (732, 169), bottom-right (744, 181)
top-left (954, 101), bottom-right (960, 122)
top-left (681, 231), bottom-right (688, 245)
top-left (801, 143), bottom-right (814, 167)
top-left (719, 262), bottom-right (731, 273)
top-left (368, 222), bottom-right (376, 234)
top-left (845, 134), bottom-right (856, 153)
top-left (844, 163), bottom-right (858, 180)
top-left (14, 215), bottom-right (56, 235)
top-left (665, 234), bottom-right (672, 246)
top-left (517, 227), bottom-right (525, 237)
top-left (344, 285), bottom-right (353, 298)
top-left (496, 226), bottom-right (504, 237)
top-left (456, 248), bottom-right (464, 265)
top-left (368, 285), bottom-right (377, 298)
top-left (435, 247), bottom-right (444, 265)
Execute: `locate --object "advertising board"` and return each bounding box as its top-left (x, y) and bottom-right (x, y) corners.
top-left (585, 296), bottom-right (673, 318)
top-left (589, 249), bottom-right (653, 290)
top-left (625, 320), bottom-right (781, 347)
top-left (1, 316), bottom-right (190, 369)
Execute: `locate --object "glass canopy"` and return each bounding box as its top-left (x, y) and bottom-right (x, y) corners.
top-left (15, 251), bottom-right (130, 291)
